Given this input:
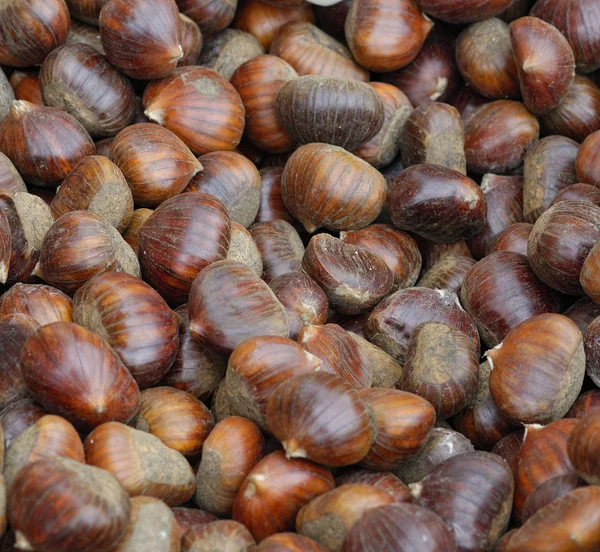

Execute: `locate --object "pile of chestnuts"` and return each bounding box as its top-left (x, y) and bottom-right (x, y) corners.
top-left (0, 0), bottom-right (600, 550)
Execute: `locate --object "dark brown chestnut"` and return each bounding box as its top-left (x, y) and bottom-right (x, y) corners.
top-left (521, 473), bottom-right (585, 522)
top-left (366, 286), bottom-right (480, 363)
top-left (400, 103), bottom-right (466, 174)
top-left (67, 20), bottom-right (106, 55)
top-left (21, 322), bottom-right (141, 429)
top-left (37, 211), bottom-right (140, 294)
top-left (179, 13), bottom-right (203, 66)
top-left (388, 164), bottom-right (486, 243)
top-left (270, 21), bottom-right (368, 81)
top-left (99, 0), bottom-right (183, 80)
top-left (581, 240), bottom-right (600, 304)
top-left (8, 71), bottom-right (42, 107)
top-left (567, 410), bottom-right (600, 485)
top-left (460, 251), bottom-right (562, 347)
top-left (528, 200), bottom-right (600, 295)
top-left (335, 470), bottom-right (412, 503)
top-left (230, 55), bottom-right (297, 155)
top-left (122, 208), bottom-right (153, 255)
top-left (567, 389), bottom-right (600, 418)
top-left (449, 83), bottom-right (489, 124)
top-left (468, 174), bottom-right (523, 258)
top-left (583, 316), bottom-right (600, 387)
top-left (464, 100), bottom-right (539, 174)
top-left (281, 143), bottom-right (387, 233)
top-left (410, 451), bottom-right (514, 552)
top-left (418, 254), bottom-right (477, 295)
top-left (232, 450), bottom-right (335, 541)
top-left (577, 130), bottom-right (600, 185)
top-left (255, 167), bottom-right (296, 225)
top-left (276, 76), bottom-right (385, 151)
top-left (143, 66), bottom-right (245, 156)
top-left (302, 233), bottom-right (394, 315)
top-left (456, 18), bottom-right (519, 100)
top-left (0, 101), bottom-right (95, 188)
top-left (401, 321), bottom-right (479, 419)
top-left (0, 0), bottom-right (70, 67)
top-left (175, 0), bottom-right (237, 36)
top-left (8, 457), bottom-right (130, 552)
top-left (138, 192), bottom-right (231, 306)
top-left (39, 43), bottom-right (136, 138)
top-left (490, 222), bottom-right (533, 256)
top-left (188, 260), bottom-right (290, 354)
top-left (266, 372), bottom-right (373, 466)
top-left (522, 135), bottom-right (580, 223)
top-left (414, 0), bottom-right (513, 24)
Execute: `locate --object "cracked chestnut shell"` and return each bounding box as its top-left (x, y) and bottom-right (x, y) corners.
top-left (302, 233), bottom-right (394, 315)
top-left (388, 164), bottom-right (486, 243)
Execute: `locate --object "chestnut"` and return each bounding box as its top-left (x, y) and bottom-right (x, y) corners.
top-left (234, 0), bottom-right (315, 51)
top-left (67, 20), bottom-right (106, 55)
top-left (510, 419), bottom-right (578, 523)
top-left (227, 222), bottom-right (263, 276)
top-left (84, 421), bottom-right (196, 506)
top-left (100, 0), bottom-right (183, 80)
top-left (112, 496), bottom-right (180, 552)
top-left (3, 414), bottom-right (85, 488)
top-left (577, 129), bottom-right (600, 185)
top-left (410, 451), bottom-right (514, 552)
top-left (381, 31), bottom-right (459, 108)
top-left (0, 101), bottom-right (95, 187)
top-left (490, 222), bottom-right (533, 256)
top-left (522, 136), bottom-right (580, 223)
top-left (276, 76), bottom-right (385, 151)
top-left (39, 43), bottom-right (136, 138)
top-left (266, 372), bottom-right (373, 466)
top-left (567, 389), bottom-right (600, 418)
top-left (335, 470), bottom-right (412, 503)
top-left (281, 143), bottom-right (387, 233)
top-left (133, 387), bottom-right (213, 457)
top-left (366, 286), bottom-right (480, 363)
top-left (521, 473), bottom-right (585, 522)
top-left (255, 167), bottom-right (296, 225)
top-left (232, 450), bottom-right (335, 541)
top-left (172, 507), bottom-right (217, 538)
top-left (142, 66), bottom-right (245, 156)
top-left (66, 0), bottom-right (107, 25)
top-left (50, 155), bottom-right (133, 232)
top-left (352, 83), bottom-right (413, 168)
top-left (257, 533), bottom-right (327, 552)
top-left (21, 322), bottom-right (141, 430)
top-left (138, 192), bottom-right (231, 306)
top-left (158, 305), bottom-right (226, 401)
top-left (0, 399), bottom-right (46, 451)
top-left (176, 0), bottom-right (237, 36)
top-left (388, 164), bottom-right (486, 243)
top-left (296, 484), bottom-right (394, 551)
top-left (460, 251), bottom-right (562, 348)
top-left (269, 272), bottom-right (329, 339)
top-left (528, 200), bottom-right (600, 295)
top-left (122, 208), bottom-right (153, 255)
top-left (418, 255), bottom-right (477, 295)
top-left (530, 0), bottom-right (600, 73)
top-left (540, 76), bottom-right (600, 142)
top-left (250, 220), bottom-right (304, 282)
top-left (194, 416), bottom-right (264, 516)
top-left (341, 502), bottom-right (457, 552)
top-left (8, 457), bottom-right (130, 552)
top-left (456, 18), bottom-right (519, 100)
top-left (110, 123), bottom-right (202, 208)
top-left (37, 211), bottom-right (140, 294)
top-left (344, 0), bottom-right (431, 73)
top-left (0, 283), bottom-right (72, 326)
top-left (491, 429), bottom-right (524, 467)
top-left (0, 0), bottom-right (70, 67)
top-left (188, 260), bottom-right (290, 354)
top-left (302, 234), bottom-right (394, 315)
top-left (358, 388), bottom-right (435, 470)
top-left (219, 335), bottom-right (321, 429)
top-left (298, 324), bottom-right (371, 389)
top-left (468, 174), bottom-right (524, 258)
top-left (567, 410), bottom-right (600, 484)
top-left (181, 520), bottom-right (255, 552)
top-left (583, 316), bottom-right (600, 387)
top-left (179, 13), bottom-right (203, 66)
top-left (503, 486), bottom-right (600, 552)
top-left (449, 83), bottom-right (489, 124)
top-left (8, 71), bottom-right (42, 107)
top-left (510, 16), bottom-right (576, 115)
top-left (0, 153), bottom-right (26, 193)
top-left (401, 321), bottom-right (479, 419)
top-left (270, 21), bottom-right (368, 81)
top-left (488, 314), bottom-right (584, 425)
top-left (581, 239), bottom-right (600, 305)
top-left (464, 100), bottom-right (539, 174)
top-left (230, 55), bottom-right (297, 155)
top-left (414, 0), bottom-right (513, 24)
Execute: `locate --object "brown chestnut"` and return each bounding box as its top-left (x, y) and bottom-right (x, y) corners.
top-left (577, 129), bottom-right (600, 185)
top-left (0, 283), bottom-right (72, 326)
top-left (0, 399), bottom-right (46, 451)
top-left (583, 316), bottom-right (600, 387)
top-left (567, 389), bottom-right (600, 418)
top-left (567, 410), bottom-right (600, 485)
top-left (417, 255), bottom-right (477, 295)
top-left (227, 222), bottom-right (263, 276)
top-left (491, 222), bottom-right (533, 256)
top-left (8, 71), bottom-right (42, 107)
top-left (179, 13), bottom-right (203, 66)
top-left (257, 533), bottom-right (327, 552)
top-left (0, 153), bottom-right (26, 193)
top-left (521, 473), bottom-right (585, 522)
top-left (122, 208), bottom-right (153, 255)
top-left (335, 470), bottom-right (412, 503)
top-left (414, 0), bottom-right (512, 24)
top-left (176, 0), bottom-right (237, 36)
top-left (181, 520), bottom-right (255, 552)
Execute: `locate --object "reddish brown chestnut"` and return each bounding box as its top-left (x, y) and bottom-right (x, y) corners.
top-left (583, 316), bottom-right (600, 387)
top-left (567, 390), bottom-right (600, 418)
top-left (176, 0), bottom-right (237, 36)
top-left (388, 164), bottom-right (486, 243)
top-left (577, 130), bottom-right (600, 185)
top-left (418, 254), bottom-right (477, 295)
top-left (181, 520), bottom-right (255, 552)
top-left (143, 66), bottom-right (245, 156)
top-left (0, 399), bottom-right (46, 451)
top-left (567, 410), bottom-right (600, 485)
top-left (122, 208), bottom-right (153, 255)
top-left (281, 143), bottom-right (387, 233)
top-left (335, 470), bottom-right (412, 503)
top-left (460, 251), bottom-right (562, 347)
top-left (521, 473), bottom-right (585, 522)
top-left (179, 13), bottom-right (203, 66)
top-left (172, 507), bottom-right (217, 538)
top-left (414, 0), bottom-right (512, 24)
top-left (21, 322), bottom-right (140, 429)
top-left (9, 71), bottom-right (43, 107)
top-left (232, 450), bottom-right (335, 541)
top-left (302, 234), bottom-right (394, 315)
top-left (266, 372), bottom-right (373, 466)
top-left (0, 101), bottom-right (95, 188)
top-left (257, 533), bottom-right (327, 552)
top-left (0, 283), bottom-right (72, 327)
top-left (0, 153), bottom-right (26, 193)
top-left (99, 0), bottom-right (183, 80)
top-left (491, 222), bottom-right (533, 256)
